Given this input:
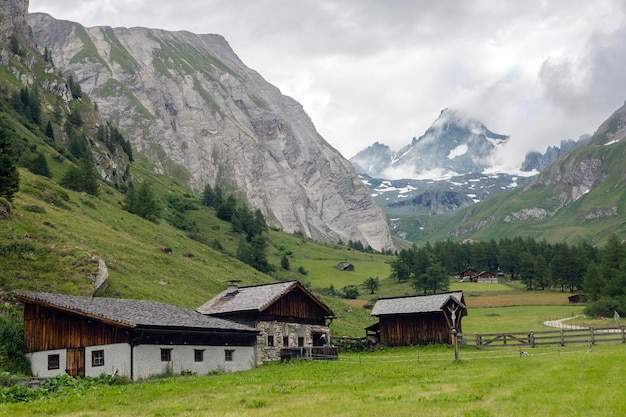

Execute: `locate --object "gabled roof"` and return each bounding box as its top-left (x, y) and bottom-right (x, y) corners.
top-left (196, 281), bottom-right (335, 317)
top-left (371, 292), bottom-right (465, 316)
top-left (13, 291), bottom-right (257, 333)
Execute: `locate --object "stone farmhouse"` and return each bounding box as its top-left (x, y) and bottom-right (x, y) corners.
top-left (197, 281), bottom-right (336, 364)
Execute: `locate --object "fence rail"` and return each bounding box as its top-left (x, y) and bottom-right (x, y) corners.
top-left (459, 326), bottom-right (626, 348)
top-left (280, 346), bottom-right (339, 360)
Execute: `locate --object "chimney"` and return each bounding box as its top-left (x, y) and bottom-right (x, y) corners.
top-left (225, 280), bottom-right (241, 296)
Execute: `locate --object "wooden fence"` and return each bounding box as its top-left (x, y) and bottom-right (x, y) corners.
top-left (459, 326), bottom-right (626, 348)
top-left (280, 346), bottom-right (339, 360)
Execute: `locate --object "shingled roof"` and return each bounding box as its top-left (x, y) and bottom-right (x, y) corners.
top-left (196, 281), bottom-right (334, 317)
top-left (13, 291), bottom-right (257, 333)
top-left (371, 292), bottom-right (465, 316)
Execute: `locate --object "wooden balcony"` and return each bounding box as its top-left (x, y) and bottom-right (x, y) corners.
top-left (280, 346), bottom-right (338, 361)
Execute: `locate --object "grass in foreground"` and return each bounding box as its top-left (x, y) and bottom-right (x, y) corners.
top-left (2, 343), bottom-right (624, 417)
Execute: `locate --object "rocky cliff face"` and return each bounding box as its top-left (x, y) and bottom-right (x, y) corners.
top-left (0, 0), bottom-right (33, 43)
top-left (28, 13), bottom-right (393, 251)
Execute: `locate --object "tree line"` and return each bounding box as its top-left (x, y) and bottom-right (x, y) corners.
top-left (389, 236), bottom-right (626, 316)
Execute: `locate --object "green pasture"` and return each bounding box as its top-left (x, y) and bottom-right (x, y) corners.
top-left (298, 259), bottom-right (385, 288)
top-left (462, 305), bottom-right (586, 334)
top-left (3, 343), bottom-right (624, 417)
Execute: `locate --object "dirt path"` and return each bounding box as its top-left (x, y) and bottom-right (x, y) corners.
top-left (543, 315), bottom-right (586, 329)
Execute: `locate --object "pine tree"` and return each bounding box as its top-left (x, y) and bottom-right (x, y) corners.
top-left (0, 154), bottom-right (19, 201)
top-left (124, 181), bottom-right (160, 222)
top-left (44, 121), bottom-right (54, 140)
top-left (0, 129), bottom-right (19, 201)
top-left (9, 35), bottom-right (20, 55)
top-left (27, 152), bottom-right (51, 178)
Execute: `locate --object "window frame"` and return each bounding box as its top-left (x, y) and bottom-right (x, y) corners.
top-left (160, 348), bottom-right (172, 362)
top-left (91, 349), bottom-right (105, 367)
top-left (194, 349), bottom-right (205, 362)
top-left (48, 353), bottom-right (60, 370)
top-left (224, 349), bottom-right (234, 362)
top-left (267, 335), bottom-right (274, 347)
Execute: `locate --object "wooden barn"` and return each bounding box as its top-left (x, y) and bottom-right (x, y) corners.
top-left (368, 292), bottom-right (466, 346)
top-left (197, 281), bottom-right (336, 363)
top-left (336, 262), bottom-right (354, 271)
top-left (14, 291), bottom-right (258, 380)
top-left (474, 271), bottom-right (498, 283)
top-left (459, 268), bottom-right (478, 281)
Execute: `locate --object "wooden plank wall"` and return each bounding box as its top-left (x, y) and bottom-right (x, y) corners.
top-left (22, 304), bottom-right (129, 352)
top-left (380, 313), bottom-right (452, 346)
top-left (261, 289), bottom-right (327, 325)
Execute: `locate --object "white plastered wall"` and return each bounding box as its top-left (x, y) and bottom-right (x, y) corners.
top-left (85, 343), bottom-right (131, 378)
top-left (132, 345), bottom-right (256, 380)
top-left (28, 344), bottom-right (255, 380)
top-left (27, 349), bottom-right (66, 378)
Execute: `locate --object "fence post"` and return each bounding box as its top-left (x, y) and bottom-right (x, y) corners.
top-left (560, 329), bottom-right (565, 346)
top-left (622, 326), bottom-right (625, 343)
top-left (529, 331), bottom-right (535, 348)
top-left (475, 334), bottom-right (481, 348)
top-left (590, 327), bottom-right (595, 345)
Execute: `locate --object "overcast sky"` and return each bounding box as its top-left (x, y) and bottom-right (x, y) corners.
top-left (29, 1), bottom-right (626, 167)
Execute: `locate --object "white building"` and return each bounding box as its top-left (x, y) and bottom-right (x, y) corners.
top-left (14, 291), bottom-right (258, 380)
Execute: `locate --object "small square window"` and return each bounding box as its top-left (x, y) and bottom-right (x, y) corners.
top-left (92, 350), bottom-right (104, 367)
top-left (267, 335), bottom-right (274, 347)
top-left (283, 336), bottom-right (289, 347)
top-left (298, 337), bottom-right (304, 347)
top-left (160, 348), bottom-right (172, 362)
top-left (224, 349), bottom-right (234, 362)
top-left (48, 354), bottom-right (60, 370)
top-left (194, 349), bottom-right (204, 362)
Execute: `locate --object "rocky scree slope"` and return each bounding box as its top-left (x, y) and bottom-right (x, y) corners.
top-left (28, 13), bottom-right (393, 251)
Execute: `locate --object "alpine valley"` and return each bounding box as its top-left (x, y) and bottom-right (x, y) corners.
top-left (350, 105), bottom-right (625, 244)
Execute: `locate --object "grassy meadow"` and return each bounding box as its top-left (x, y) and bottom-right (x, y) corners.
top-left (2, 342), bottom-right (625, 417)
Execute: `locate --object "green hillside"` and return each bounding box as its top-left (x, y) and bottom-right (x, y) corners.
top-left (0, 34), bottom-right (396, 340)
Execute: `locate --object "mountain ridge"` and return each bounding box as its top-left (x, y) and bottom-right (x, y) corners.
top-left (28, 12), bottom-right (393, 251)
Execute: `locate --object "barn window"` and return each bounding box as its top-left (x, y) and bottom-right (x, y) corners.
top-left (48, 354), bottom-right (60, 370)
top-left (224, 349), bottom-right (234, 362)
top-left (194, 349), bottom-right (204, 362)
top-left (267, 335), bottom-right (274, 346)
top-left (298, 337), bottom-right (304, 347)
top-left (160, 348), bottom-right (172, 362)
top-left (92, 350), bottom-right (105, 367)
top-left (283, 336), bottom-right (289, 347)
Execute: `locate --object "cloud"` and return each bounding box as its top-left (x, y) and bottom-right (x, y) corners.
top-left (29, 0), bottom-right (626, 164)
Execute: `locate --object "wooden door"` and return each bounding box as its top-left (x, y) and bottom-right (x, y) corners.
top-left (66, 347), bottom-right (85, 377)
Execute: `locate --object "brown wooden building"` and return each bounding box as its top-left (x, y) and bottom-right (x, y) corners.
top-left (197, 281), bottom-right (336, 363)
top-left (474, 271), bottom-right (498, 283)
top-left (368, 292), bottom-right (466, 346)
top-left (14, 291), bottom-right (258, 380)
top-left (459, 268), bottom-right (478, 280)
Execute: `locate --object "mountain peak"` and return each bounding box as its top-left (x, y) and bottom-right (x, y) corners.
top-left (350, 109), bottom-right (508, 180)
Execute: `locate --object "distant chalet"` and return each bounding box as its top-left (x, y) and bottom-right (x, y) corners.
top-left (459, 268), bottom-right (498, 283)
top-left (368, 292), bottom-right (466, 346)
